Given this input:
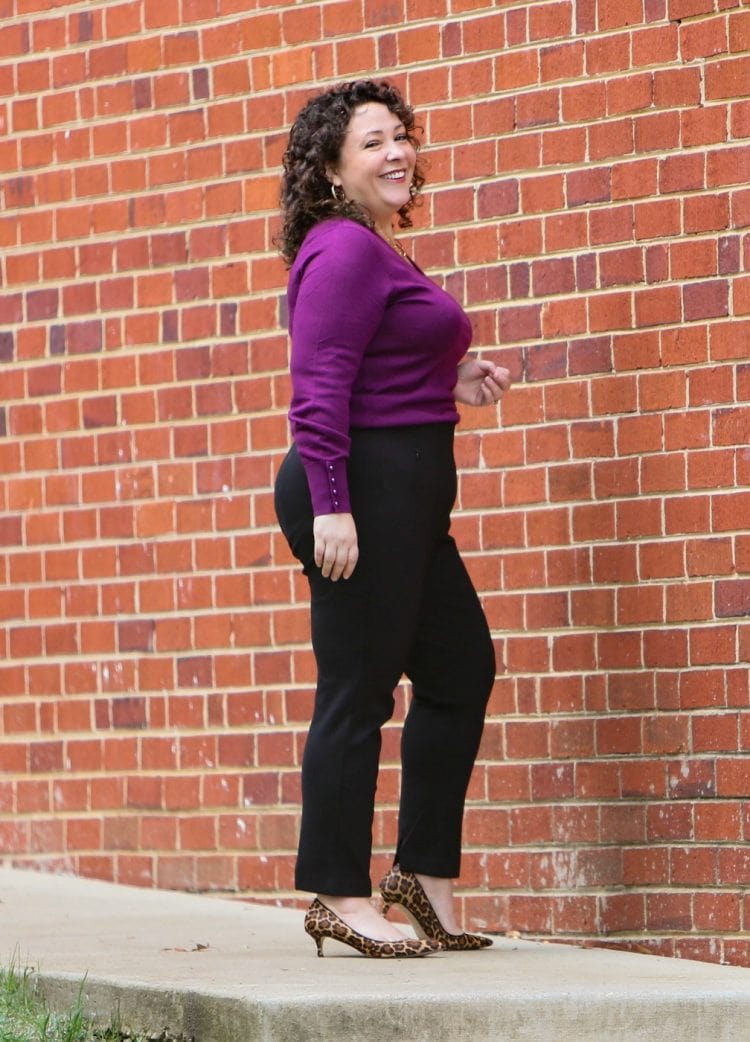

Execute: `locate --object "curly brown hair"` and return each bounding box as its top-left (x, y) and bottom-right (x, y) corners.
top-left (278, 79), bottom-right (425, 266)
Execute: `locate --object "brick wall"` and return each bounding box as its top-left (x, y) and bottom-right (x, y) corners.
top-left (1, 0), bottom-right (749, 965)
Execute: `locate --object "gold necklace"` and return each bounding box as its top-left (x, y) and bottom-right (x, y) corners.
top-left (378, 230), bottom-right (410, 261)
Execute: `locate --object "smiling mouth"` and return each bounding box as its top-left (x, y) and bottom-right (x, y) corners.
top-left (381, 170), bottom-right (406, 181)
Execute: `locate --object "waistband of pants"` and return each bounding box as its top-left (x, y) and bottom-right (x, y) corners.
top-left (349, 421), bottom-right (455, 449)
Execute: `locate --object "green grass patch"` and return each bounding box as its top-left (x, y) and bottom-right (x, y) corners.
top-left (0, 957), bottom-right (190, 1042)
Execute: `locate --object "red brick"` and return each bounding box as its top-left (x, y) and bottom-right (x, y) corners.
top-left (708, 145), bottom-right (750, 188)
top-left (574, 761), bottom-right (618, 800)
top-left (562, 80), bottom-right (606, 122)
top-left (706, 56), bottom-right (750, 101)
top-left (589, 291), bottom-right (633, 333)
top-left (477, 179), bottom-right (518, 218)
top-left (665, 494), bottom-right (711, 534)
top-left (667, 581), bottom-right (714, 622)
top-left (600, 247), bottom-right (643, 287)
top-left (717, 755), bottom-right (750, 799)
top-left (659, 153), bottom-right (705, 193)
top-left (711, 320), bottom-right (750, 360)
top-left (540, 41), bottom-right (585, 83)
top-left (669, 0), bottom-right (715, 18)
top-left (654, 67), bottom-right (703, 108)
top-left (521, 172), bottom-right (565, 213)
top-left (516, 88), bottom-right (560, 129)
top-left (682, 105), bottom-right (730, 148)
top-left (528, 1), bottom-right (572, 41)
top-left (609, 159), bottom-right (657, 204)
top-left (572, 498), bottom-right (616, 542)
top-left (635, 110), bottom-right (681, 155)
top-left (586, 32), bottom-right (630, 75)
top-left (664, 410), bottom-right (710, 450)
top-left (640, 451), bottom-right (685, 493)
top-left (671, 846), bottom-right (718, 886)
top-left (716, 580), bottom-right (750, 619)
top-left (623, 847), bottom-right (669, 886)
top-left (639, 371), bottom-right (686, 411)
top-left (612, 330), bottom-right (659, 372)
top-left (607, 75), bottom-right (653, 120)
top-left (617, 584), bottom-right (663, 625)
top-left (597, 631), bottom-right (642, 669)
top-left (632, 23), bottom-right (678, 66)
top-left (567, 168), bottom-right (611, 207)
top-left (672, 238), bottom-right (718, 279)
top-left (683, 279), bottom-right (729, 320)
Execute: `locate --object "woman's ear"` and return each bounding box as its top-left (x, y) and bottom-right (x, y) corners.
top-left (325, 166), bottom-right (340, 187)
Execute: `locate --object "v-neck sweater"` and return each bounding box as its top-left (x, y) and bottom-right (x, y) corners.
top-left (287, 218), bottom-right (472, 515)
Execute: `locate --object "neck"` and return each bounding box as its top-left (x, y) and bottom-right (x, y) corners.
top-left (374, 225), bottom-right (409, 262)
top-left (375, 219), bottom-right (395, 240)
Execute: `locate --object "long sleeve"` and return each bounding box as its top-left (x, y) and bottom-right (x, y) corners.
top-left (288, 222), bottom-right (389, 515)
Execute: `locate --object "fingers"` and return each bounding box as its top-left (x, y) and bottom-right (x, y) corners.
top-left (474, 358), bottom-right (496, 377)
top-left (470, 361), bottom-right (512, 404)
top-left (475, 360), bottom-right (510, 384)
top-left (314, 535), bottom-right (332, 576)
top-left (317, 539), bottom-right (358, 581)
top-left (340, 542), bottom-right (359, 580)
top-left (482, 367), bottom-right (511, 403)
top-left (313, 514), bottom-right (359, 581)
top-left (495, 366), bottom-right (512, 391)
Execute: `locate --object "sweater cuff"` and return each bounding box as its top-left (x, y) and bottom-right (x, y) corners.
top-left (303, 458), bottom-right (352, 516)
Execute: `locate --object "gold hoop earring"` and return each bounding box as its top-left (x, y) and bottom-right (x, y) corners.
top-left (331, 183), bottom-right (340, 201)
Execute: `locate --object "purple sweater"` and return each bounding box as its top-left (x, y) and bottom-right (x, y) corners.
top-left (287, 218), bottom-right (473, 515)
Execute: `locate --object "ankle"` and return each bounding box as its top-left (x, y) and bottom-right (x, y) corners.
top-left (414, 874), bottom-right (461, 934)
top-left (318, 894), bottom-right (371, 915)
top-left (415, 873), bottom-right (454, 897)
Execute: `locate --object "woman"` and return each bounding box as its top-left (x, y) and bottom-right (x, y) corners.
top-left (274, 80), bottom-right (511, 958)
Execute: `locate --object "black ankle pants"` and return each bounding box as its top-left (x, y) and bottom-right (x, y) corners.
top-left (274, 423), bottom-right (495, 896)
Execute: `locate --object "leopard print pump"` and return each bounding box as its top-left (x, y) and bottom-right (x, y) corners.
top-left (378, 865), bottom-right (494, 951)
top-left (303, 898), bottom-right (441, 958)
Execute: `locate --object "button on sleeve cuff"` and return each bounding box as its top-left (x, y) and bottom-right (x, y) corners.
top-left (303, 458), bottom-right (352, 516)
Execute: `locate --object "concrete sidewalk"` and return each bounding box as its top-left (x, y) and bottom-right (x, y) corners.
top-left (2, 867), bottom-right (750, 1042)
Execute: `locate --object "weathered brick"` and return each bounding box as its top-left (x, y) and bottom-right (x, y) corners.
top-left (2, 0), bottom-right (749, 969)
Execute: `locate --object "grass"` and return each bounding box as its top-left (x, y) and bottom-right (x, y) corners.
top-left (0, 957), bottom-right (190, 1042)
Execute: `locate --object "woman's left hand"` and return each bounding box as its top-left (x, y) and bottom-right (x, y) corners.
top-left (454, 358), bottom-right (512, 407)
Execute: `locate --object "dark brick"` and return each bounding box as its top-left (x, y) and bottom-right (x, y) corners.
top-left (716, 579), bottom-right (750, 618)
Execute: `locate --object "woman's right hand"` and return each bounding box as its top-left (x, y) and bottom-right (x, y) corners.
top-left (313, 512), bottom-right (359, 581)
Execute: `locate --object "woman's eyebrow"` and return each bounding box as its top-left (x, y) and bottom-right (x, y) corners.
top-left (359, 122), bottom-right (406, 137)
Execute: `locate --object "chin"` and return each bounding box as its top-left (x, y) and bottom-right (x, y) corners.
top-left (381, 190), bottom-right (409, 209)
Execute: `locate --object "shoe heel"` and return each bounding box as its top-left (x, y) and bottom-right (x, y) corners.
top-left (304, 907), bottom-right (326, 957)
